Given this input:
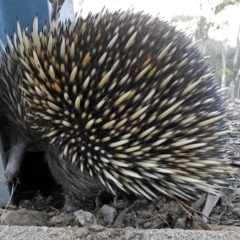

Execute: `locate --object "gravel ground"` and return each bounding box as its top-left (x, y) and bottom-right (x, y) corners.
top-left (1, 225), bottom-right (240, 240)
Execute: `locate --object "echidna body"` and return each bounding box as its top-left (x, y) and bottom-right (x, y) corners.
top-left (0, 10), bottom-right (228, 201)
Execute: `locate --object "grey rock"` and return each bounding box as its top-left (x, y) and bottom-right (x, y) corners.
top-left (74, 210), bottom-right (97, 227)
top-left (49, 213), bottom-right (77, 227)
top-left (99, 205), bottom-right (117, 225)
top-left (1, 209), bottom-right (50, 226)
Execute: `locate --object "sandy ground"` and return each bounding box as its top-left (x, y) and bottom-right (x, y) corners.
top-left (1, 225), bottom-right (240, 240)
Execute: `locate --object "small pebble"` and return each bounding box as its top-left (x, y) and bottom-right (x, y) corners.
top-left (74, 210), bottom-right (97, 227)
top-left (99, 205), bottom-right (117, 225)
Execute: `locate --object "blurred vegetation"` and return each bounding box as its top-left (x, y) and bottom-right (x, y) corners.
top-left (206, 39), bottom-right (238, 86)
top-left (171, 0), bottom-right (240, 98)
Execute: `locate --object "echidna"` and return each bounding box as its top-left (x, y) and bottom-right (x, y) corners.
top-left (0, 9), bottom-right (229, 202)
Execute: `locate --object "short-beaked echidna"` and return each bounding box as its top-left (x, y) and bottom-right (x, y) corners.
top-left (0, 10), bottom-right (229, 201)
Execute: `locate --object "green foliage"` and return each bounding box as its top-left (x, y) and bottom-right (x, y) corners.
top-left (217, 68), bottom-right (234, 77)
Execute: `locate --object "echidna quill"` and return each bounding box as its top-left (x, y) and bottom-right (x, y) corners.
top-left (0, 10), bottom-right (229, 202)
